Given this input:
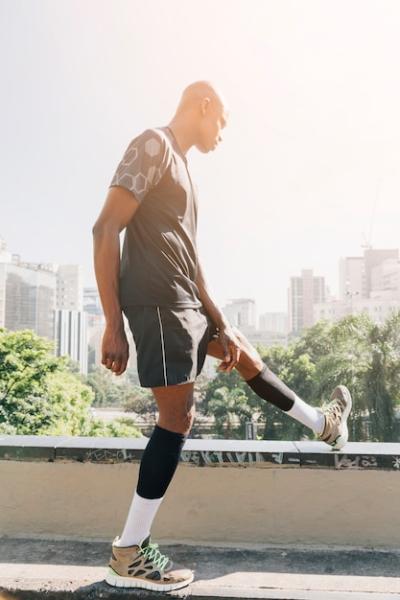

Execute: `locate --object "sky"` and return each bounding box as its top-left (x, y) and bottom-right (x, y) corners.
top-left (1, 0), bottom-right (400, 314)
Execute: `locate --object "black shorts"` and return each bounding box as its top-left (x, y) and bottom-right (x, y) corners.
top-left (123, 304), bottom-right (219, 387)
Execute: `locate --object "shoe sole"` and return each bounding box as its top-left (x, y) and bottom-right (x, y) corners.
top-left (105, 567), bottom-right (194, 591)
top-left (329, 385), bottom-right (352, 451)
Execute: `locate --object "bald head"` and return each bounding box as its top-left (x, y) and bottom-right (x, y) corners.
top-left (175, 80), bottom-right (227, 116)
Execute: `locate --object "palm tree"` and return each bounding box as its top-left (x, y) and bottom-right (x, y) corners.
top-left (206, 386), bottom-right (252, 439)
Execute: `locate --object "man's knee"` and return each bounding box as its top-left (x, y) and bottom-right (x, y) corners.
top-left (160, 406), bottom-right (195, 435)
top-left (154, 384), bottom-right (196, 435)
top-left (173, 401), bottom-right (196, 432)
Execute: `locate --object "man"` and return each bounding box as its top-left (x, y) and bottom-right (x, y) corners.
top-left (92, 81), bottom-right (352, 592)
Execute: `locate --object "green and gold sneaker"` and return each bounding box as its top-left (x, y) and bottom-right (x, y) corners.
top-left (317, 385), bottom-right (352, 450)
top-left (105, 533), bottom-right (194, 591)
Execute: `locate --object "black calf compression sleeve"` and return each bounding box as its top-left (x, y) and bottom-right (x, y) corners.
top-left (136, 424), bottom-right (187, 499)
top-left (245, 363), bottom-right (295, 411)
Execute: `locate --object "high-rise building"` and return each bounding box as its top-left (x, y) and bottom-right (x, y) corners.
top-left (0, 240), bottom-right (90, 372)
top-left (55, 309), bottom-right (88, 374)
top-left (83, 286), bottom-right (106, 371)
top-left (339, 256), bottom-right (365, 300)
top-left (0, 238), bottom-right (12, 326)
top-left (222, 298), bottom-right (257, 333)
top-left (57, 265), bottom-right (83, 311)
top-left (316, 249), bottom-right (400, 325)
top-left (288, 269), bottom-right (326, 334)
top-left (52, 265), bottom-right (90, 373)
top-left (84, 286), bottom-right (103, 316)
top-left (340, 249), bottom-right (399, 301)
top-left (0, 238), bottom-right (10, 259)
top-left (0, 250), bottom-right (56, 341)
top-left (364, 248), bottom-right (399, 297)
top-left (313, 299), bottom-right (347, 323)
top-left (259, 312), bottom-right (288, 335)
top-left (314, 296), bottom-right (400, 326)
top-left (370, 257), bottom-right (400, 300)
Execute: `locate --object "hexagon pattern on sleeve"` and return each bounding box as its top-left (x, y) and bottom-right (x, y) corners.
top-left (109, 129), bottom-right (171, 203)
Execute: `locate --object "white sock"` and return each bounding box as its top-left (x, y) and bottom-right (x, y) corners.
top-left (114, 490), bottom-right (164, 547)
top-left (286, 394), bottom-right (325, 435)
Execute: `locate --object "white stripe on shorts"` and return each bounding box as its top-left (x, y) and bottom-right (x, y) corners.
top-left (156, 306), bottom-right (168, 386)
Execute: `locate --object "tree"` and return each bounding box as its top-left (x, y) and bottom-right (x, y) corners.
top-left (363, 313), bottom-right (400, 441)
top-left (85, 366), bottom-right (138, 407)
top-left (0, 328), bottom-right (142, 438)
top-left (205, 386), bottom-right (253, 438)
top-left (84, 416), bottom-right (142, 438)
top-left (0, 328), bottom-right (59, 404)
top-left (122, 386), bottom-right (157, 417)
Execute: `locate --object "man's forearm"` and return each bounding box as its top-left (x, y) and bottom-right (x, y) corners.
top-left (195, 260), bottom-right (230, 329)
top-left (92, 225), bottom-right (124, 330)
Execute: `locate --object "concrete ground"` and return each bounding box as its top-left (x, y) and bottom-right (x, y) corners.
top-left (0, 536), bottom-right (400, 600)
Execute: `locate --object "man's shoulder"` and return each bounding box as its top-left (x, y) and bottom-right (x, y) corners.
top-left (133, 126), bottom-right (170, 146)
top-left (131, 126), bottom-right (173, 159)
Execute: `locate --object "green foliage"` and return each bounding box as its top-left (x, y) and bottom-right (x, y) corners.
top-left (0, 328), bottom-right (143, 438)
top-left (84, 416), bottom-right (142, 438)
top-left (205, 386), bottom-right (253, 438)
top-left (0, 328), bottom-right (91, 435)
top-left (204, 367), bottom-right (247, 408)
top-left (84, 366), bottom-right (135, 407)
top-left (121, 386), bottom-right (156, 416)
top-left (0, 328), bottom-right (59, 401)
top-left (35, 370), bottom-right (94, 435)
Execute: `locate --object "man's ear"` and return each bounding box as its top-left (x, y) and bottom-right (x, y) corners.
top-left (200, 97), bottom-right (211, 116)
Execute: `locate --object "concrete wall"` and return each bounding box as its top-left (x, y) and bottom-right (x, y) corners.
top-left (1, 460), bottom-right (399, 548)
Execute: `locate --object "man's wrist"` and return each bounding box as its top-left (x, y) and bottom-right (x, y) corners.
top-left (215, 315), bottom-right (230, 331)
top-left (105, 316), bottom-right (125, 331)
top-left (199, 296), bottom-right (230, 330)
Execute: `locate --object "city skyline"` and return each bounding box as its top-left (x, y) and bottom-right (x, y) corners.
top-left (0, 234), bottom-right (337, 316)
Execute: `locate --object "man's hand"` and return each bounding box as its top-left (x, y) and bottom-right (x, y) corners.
top-left (217, 325), bottom-right (241, 373)
top-left (101, 324), bottom-right (130, 376)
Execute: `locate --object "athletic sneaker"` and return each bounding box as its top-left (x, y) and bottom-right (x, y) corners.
top-left (316, 385), bottom-right (352, 450)
top-left (105, 533), bottom-right (194, 591)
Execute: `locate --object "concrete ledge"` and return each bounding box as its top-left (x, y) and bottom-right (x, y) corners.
top-left (1, 436), bottom-right (400, 470)
top-left (1, 437), bottom-right (400, 549)
top-left (1, 537), bottom-right (400, 599)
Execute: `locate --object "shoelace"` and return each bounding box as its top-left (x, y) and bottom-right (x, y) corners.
top-left (325, 401), bottom-right (342, 422)
top-left (139, 542), bottom-right (170, 571)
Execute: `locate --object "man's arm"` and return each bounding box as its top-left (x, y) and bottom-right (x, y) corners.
top-left (195, 260), bottom-right (230, 330)
top-left (92, 185), bottom-right (140, 376)
top-left (195, 259), bottom-right (241, 372)
top-left (94, 128), bottom-right (170, 376)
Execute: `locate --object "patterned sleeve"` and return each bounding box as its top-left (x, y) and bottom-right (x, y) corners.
top-left (109, 129), bottom-right (171, 203)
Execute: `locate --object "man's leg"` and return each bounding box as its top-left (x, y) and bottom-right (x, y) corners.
top-left (206, 327), bottom-right (351, 447)
top-left (115, 382), bottom-right (194, 547)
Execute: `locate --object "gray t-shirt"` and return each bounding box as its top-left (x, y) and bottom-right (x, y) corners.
top-left (109, 126), bottom-right (202, 309)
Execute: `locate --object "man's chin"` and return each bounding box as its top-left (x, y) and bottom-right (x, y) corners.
top-left (196, 143), bottom-right (212, 154)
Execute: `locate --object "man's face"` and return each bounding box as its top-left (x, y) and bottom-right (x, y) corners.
top-left (196, 99), bottom-right (228, 153)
